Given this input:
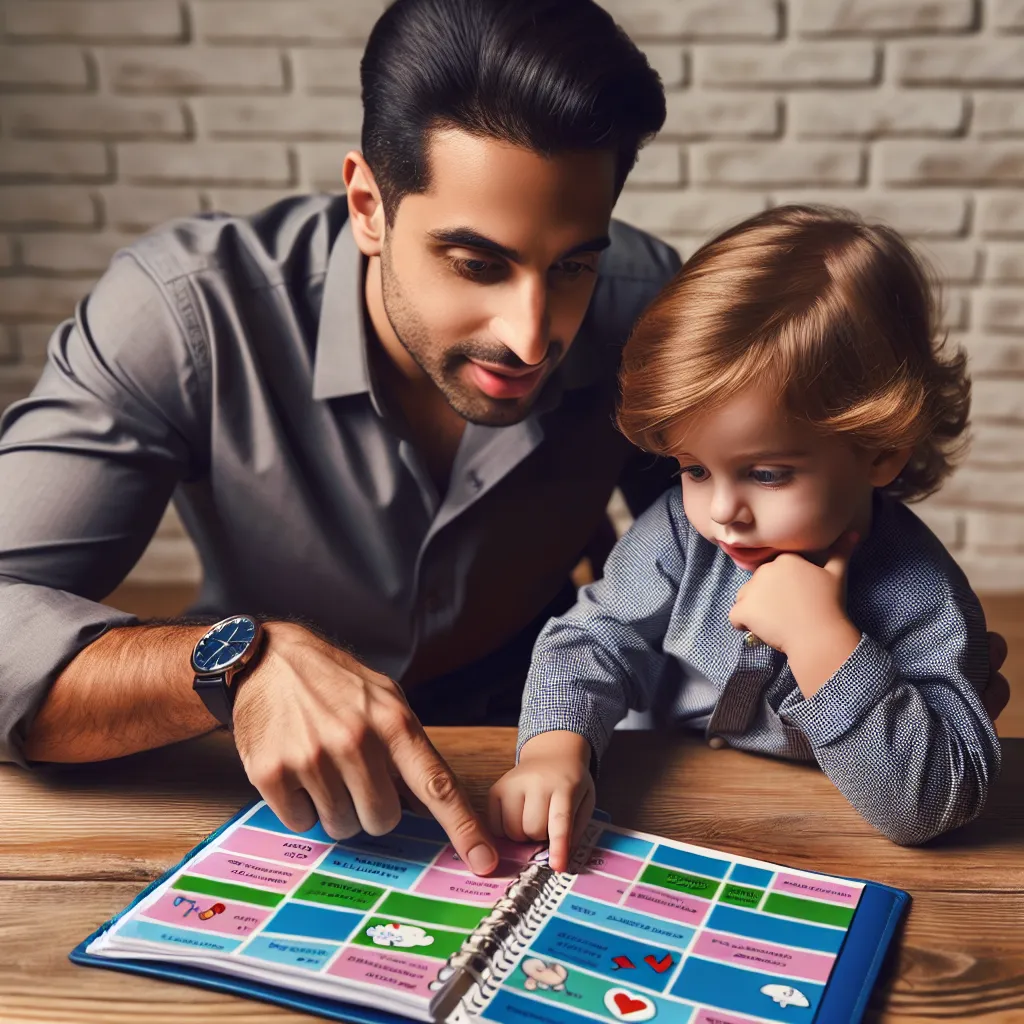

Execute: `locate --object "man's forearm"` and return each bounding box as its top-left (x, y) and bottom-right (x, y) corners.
top-left (23, 623), bottom-right (217, 763)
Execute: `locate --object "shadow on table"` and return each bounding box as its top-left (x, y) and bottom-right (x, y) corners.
top-left (927, 737), bottom-right (1023, 850)
top-left (34, 731), bottom-right (255, 804)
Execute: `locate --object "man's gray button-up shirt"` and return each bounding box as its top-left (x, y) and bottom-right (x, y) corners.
top-left (0, 194), bottom-right (680, 764)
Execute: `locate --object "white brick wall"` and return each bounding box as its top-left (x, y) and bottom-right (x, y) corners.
top-left (1, 0), bottom-right (1023, 591)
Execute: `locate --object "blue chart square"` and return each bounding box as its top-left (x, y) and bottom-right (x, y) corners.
top-left (244, 804), bottom-right (335, 844)
top-left (671, 956), bottom-right (824, 1023)
top-left (595, 830), bottom-right (654, 859)
top-left (264, 902), bottom-right (364, 943)
top-left (650, 845), bottom-right (731, 880)
top-left (729, 863), bottom-right (775, 889)
top-left (531, 917), bottom-right (677, 992)
top-left (481, 989), bottom-right (586, 1024)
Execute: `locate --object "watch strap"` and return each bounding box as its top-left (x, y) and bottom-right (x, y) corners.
top-left (193, 672), bottom-right (233, 728)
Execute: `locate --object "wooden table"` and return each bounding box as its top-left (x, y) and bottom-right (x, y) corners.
top-left (2, 729), bottom-right (1022, 1023)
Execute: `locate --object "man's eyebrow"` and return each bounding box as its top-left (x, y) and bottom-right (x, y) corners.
top-left (427, 227), bottom-right (611, 264)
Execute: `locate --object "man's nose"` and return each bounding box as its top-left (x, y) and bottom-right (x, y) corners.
top-left (489, 276), bottom-right (550, 366)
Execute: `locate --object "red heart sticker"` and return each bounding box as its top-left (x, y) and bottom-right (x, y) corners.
top-left (613, 993), bottom-right (648, 1015)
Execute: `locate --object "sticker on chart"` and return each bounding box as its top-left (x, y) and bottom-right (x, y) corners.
top-left (520, 958), bottom-right (569, 992)
top-left (761, 983), bottom-right (810, 1008)
top-left (365, 922), bottom-right (435, 948)
top-left (172, 895), bottom-right (225, 921)
top-left (603, 987), bottom-right (657, 1021)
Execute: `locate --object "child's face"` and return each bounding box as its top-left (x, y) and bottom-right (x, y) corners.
top-left (667, 387), bottom-right (899, 572)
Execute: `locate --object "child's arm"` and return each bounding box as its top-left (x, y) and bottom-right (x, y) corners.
top-left (730, 541), bottom-right (1000, 845)
top-left (489, 489), bottom-right (688, 869)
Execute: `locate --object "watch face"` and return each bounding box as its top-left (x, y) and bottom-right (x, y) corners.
top-left (192, 617), bottom-right (256, 674)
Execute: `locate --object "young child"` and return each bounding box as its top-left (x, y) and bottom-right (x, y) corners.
top-left (490, 204), bottom-right (1001, 868)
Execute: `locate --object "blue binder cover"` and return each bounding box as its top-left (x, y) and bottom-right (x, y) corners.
top-left (70, 804), bottom-right (909, 1024)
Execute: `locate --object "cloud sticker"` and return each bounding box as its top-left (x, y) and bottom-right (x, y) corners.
top-left (760, 983), bottom-right (810, 1009)
top-left (366, 922), bottom-right (435, 948)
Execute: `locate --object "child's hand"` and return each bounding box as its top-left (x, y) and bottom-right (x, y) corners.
top-left (729, 532), bottom-right (862, 698)
top-left (488, 731), bottom-right (595, 872)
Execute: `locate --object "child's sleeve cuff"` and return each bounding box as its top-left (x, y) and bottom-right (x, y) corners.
top-left (780, 634), bottom-right (897, 747)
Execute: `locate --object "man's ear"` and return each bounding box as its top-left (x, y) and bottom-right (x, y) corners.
top-left (342, 151), bottom-right (386, 257)
top-left (868, 446), bottom-right (914, 488)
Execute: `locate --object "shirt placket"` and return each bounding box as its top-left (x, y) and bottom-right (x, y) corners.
top-left (706, 633), bottom-right (779, 745)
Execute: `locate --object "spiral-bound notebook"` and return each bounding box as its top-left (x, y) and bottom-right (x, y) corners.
top-left (72, 800), bottom-right (908, 1024)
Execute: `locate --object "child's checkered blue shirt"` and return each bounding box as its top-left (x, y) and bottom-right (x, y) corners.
top-left (518, 486), bottom-right (1000, 845)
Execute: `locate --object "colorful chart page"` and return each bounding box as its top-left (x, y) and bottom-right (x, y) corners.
top-left (88, 801), bottom-right (546, 1020)
top-left (475, 823), bottom-right (863, 1024)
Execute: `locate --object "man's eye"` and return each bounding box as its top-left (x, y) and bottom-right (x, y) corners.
top-left (448, 256), bottom-right (503, 281)
top-left (553, 260), bottom-right (591, 278)
top-left (681, 465), bottom-right (708, 481)
top-left (751, 468), bottom-right (792, 485)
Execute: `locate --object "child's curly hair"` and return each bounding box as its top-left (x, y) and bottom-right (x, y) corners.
top-left (617, 204), bottom-right (970, 503)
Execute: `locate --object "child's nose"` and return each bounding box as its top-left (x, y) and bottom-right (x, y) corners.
top-left (710, 488), bottom-right (752, 526)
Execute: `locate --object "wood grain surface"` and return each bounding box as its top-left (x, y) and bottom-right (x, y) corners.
top-left (2, 728), bottom-right (1022, 1023)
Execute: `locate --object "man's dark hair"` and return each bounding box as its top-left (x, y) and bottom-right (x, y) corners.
top-left (360, 0), bottom-right (666, 221)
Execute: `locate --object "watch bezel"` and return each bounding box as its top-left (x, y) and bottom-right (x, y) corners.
top-left (190, 615), bottom-right (261, 677)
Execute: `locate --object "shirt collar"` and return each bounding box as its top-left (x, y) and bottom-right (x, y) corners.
top-left (312, 218), bottom-right (609, 403)
top-left (312, 219), bottom-right (372, 401)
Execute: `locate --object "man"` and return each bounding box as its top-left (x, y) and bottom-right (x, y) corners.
top-left (0, 0), bottom-right (1007, 875)
top-left (0, 0), bottom-right (678, 874)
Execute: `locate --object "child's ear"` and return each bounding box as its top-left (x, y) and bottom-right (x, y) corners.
top-left (868, 447), bottom-right (914, 488)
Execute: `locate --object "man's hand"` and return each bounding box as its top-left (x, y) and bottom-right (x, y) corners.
top-left (729, 533), bottom-right (862, 698)
top-left (232, 622), bottom-right (498, 875)
top-left (488, 730), bottom-right (595, 873)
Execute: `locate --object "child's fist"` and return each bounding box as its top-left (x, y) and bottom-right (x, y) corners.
top-left (488, 731), bottom-right (595, 872)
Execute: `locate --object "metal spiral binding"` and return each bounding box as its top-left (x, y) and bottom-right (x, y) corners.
top-left (431, 859), bottom-right (575, 1023)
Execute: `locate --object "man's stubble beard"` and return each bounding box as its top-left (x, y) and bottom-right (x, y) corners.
top-left (378, 240), bottom-right (556, 428)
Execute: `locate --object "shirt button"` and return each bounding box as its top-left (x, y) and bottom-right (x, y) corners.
top-left (743, 631), bottom-right (762, 648)
top-left (708, 736), bottom-right (727, 749)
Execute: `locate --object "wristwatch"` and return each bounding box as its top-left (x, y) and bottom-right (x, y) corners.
top-left (191, 615), bottom-right (264, 728)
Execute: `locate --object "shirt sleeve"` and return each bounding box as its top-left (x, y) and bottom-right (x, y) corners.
top-left (779, 582), bottom-right (1001, 845)
top-left (0, 252), bottom-right (207, 765)
top-left (517, 488), bottom-right (685, 763)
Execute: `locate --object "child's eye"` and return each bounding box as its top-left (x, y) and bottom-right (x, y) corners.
top-left (680, 465), bottom-right (709, 482)
top-left (750, 467), bottom-right (792, 486)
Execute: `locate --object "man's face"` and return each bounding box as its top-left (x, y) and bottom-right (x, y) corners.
top-left (379, 129), bottom-right (617, 426)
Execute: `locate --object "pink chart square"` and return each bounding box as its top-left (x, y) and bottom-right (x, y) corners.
top-left (432, 846), bottom-right (522, 879)
top-left (693, 930), bottom-right (836, 983)
top-left (434, 839), bottom-right (544, 872)
top-left (570, 869), bottom-right (628, 904)
top-left (583, 847), bottom-right (644, 881)
top-left (624, 883), bottom-right (711, 926)
top-left (414, 866), bottom-right (511, 905)
top-left (190, 851), bottom-right (302, 891)
top-left (219, 826), bottom-right (331, 867)
top-left (139, 890), bottom-right (270, 937)
top-left (694, 1010), bottom-right (770, 1024)
top-left (328, 946), bottom-right (438, 999)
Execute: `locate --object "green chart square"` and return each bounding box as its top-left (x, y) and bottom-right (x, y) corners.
top-left (640, 863), bottom-right (721, 902)
top-left (293, 873), bottom-right (384, 912)
top-left (763, 892), bottom-right (854, 929)
top-left (720, 884), bottom-right (764, 910)
top-left (377, 891), bottom-right (487, 931)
